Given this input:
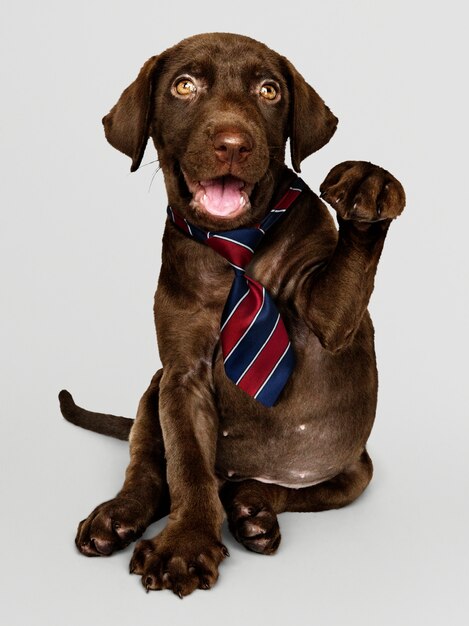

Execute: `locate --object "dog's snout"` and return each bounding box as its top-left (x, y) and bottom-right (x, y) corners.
top-left (213, 132), bottom-right (253, 164)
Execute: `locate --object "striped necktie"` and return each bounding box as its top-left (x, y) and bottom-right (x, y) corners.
top-left (167, 177), bottom-right (305, 407)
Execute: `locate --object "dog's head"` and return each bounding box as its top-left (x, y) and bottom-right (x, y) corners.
top-left (103, 33), bottom-right (337, 229)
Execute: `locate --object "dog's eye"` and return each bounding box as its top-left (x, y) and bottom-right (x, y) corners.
top-left (259, 83), bottom-right (278, 101)
top-left (175, 79), bottom-right (197, 96)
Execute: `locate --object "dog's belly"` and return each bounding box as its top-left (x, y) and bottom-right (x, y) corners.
top-left (214, 416), bottom-right (359, 488)
top-left (215, 427), bottom-right (348, 489)
top-left (214, 314), bottom-right (378, 488)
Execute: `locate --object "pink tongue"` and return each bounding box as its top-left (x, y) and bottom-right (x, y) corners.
top-left (201, 176), bottom-right (243, 216)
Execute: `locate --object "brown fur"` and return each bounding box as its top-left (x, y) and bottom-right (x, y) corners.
top-left (60, 33), bottom-right (405, 597)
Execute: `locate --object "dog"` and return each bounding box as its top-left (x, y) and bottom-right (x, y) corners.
top-left (59, 32), bottom-right (405, 598)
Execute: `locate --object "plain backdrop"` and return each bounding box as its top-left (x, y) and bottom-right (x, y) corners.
top-left (1, 1), bottom-right (468, 624)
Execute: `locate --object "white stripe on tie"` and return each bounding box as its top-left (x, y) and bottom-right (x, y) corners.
top-left (235, 314), bottom-right (280, 384)
top-left (224, 288), bottom-right (265, 364)
top-left (211, 234), bottom-right (255, 253)
top-left (254, 342), bottom-right (291, 399)
top-left (228, 262), bottom-right (246, 273)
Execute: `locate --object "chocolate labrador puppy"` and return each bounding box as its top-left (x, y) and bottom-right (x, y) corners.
top-left (60, 32), bottom-right (405, 597)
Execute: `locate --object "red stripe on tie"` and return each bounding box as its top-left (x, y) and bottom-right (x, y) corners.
top-left (237, 318), bottom-right (290, 397)
top-left (274, 188), bottom-right (301, 210)
top-left (207, 236), bottom-right (253, 268)
top-left (221, 279), bottom-right (264, 358)
top-left (173, 213), bottom-right (190, 234)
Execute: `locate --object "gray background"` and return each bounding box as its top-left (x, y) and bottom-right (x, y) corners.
top-left (1, 0), bottom-right (468, 624)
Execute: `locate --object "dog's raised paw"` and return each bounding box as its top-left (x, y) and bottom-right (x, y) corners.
top-left (320, 160), bottom-right (405, 223)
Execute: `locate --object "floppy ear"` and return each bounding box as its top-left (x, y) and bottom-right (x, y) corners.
top-left (283, 59), bottom-right (338, 173)
top-left (102, 55), bottom-right (162, 172)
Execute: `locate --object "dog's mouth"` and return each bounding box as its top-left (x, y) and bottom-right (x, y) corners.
top-left (183, 172), bottom-right (254, 219)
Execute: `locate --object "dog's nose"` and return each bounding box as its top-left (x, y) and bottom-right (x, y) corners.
top-left (213, 132), bottom-right (253, 164)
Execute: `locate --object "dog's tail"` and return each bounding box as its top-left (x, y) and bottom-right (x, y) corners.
top-left (58, 390), bottom-right (134, 441)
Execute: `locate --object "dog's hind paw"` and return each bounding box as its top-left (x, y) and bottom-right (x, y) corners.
top-left (75, 497), bottom-right (151, 557)
top-left (227, 500), bottom-right (281, 555)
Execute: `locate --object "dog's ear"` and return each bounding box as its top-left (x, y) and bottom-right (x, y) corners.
top-left (283, 59), bottom-right (338, 172)
top-left (102, 55), bottom-right (163, 172)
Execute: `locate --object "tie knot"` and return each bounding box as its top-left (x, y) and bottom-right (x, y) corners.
top-left (206, 230), bottom-right (263, 271)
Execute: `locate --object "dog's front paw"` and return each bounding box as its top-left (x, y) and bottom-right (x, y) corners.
top-left (320, 161), bottom-right (405, 223)
top-left (227, 499), bottom-right (281, 555)
top-left (76, 497), bottom-right (150, 556)
top-left (129, 525), bottom-right (229, 597)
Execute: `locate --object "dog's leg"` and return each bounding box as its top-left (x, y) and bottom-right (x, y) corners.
top-left (295, 161), bottom-right (405, 353)
top-left (128, 364), bottom-right (227, 597)
top-left (75, 370), bottom-right (168, 556)
top-left (222, 450), bottom-right (373, 555)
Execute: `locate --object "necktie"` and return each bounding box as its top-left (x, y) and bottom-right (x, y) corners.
top-left (167, 178), bottom-right (305, 407)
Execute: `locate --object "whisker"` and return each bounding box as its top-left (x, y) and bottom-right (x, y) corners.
top-left (148, 166), bottom-right (162, 192)
top-left (138, 158), bottom-right (160, 170)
